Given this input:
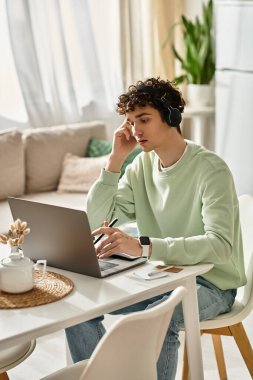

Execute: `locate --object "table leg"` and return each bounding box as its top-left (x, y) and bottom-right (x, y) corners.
top-left (182, 278), bottom-right (204, 380)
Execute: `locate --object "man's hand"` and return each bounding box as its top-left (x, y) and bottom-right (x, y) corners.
top-left (105, 119), bottom-right (137, 173)
top-left (92, 226), bottom-right (142, 259)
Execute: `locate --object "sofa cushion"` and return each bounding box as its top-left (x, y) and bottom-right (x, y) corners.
top-left (0, 200), bottom-right (14, 234)
top-left (57, 153), bottom-right (109, 193)
top-left (86, 138), bottom-right (112, 157)
top-left (121, 148), bottom-right (143, 175)
top-left (0, 130), bottom-right (25, 201)
top-left (24, 121), bottom-right (106, 193)
top-left (0, 192), bottom-right (88, 233)
top-left (23, 191), bottom-right (88, 210)
top-left (86, 138), bottom-right (142, 177)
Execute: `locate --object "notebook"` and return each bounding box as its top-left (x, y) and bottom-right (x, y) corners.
top-left (7, 197), bottom-right (146, 278)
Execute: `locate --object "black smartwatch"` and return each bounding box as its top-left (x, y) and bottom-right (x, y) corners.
top-left (138, 236), bottom-right (151, 258)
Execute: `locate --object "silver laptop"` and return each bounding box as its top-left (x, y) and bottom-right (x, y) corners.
top-left (8, 197), bottom-right (146, 278)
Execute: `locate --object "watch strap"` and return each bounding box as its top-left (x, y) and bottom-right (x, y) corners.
top-left (141, 244), bottom-right (150, 258)
top-left (138, 236), bottom-right (151, 258)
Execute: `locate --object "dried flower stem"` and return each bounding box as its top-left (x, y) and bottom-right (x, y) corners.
top-left (0, 219), bottom-right (30, 248)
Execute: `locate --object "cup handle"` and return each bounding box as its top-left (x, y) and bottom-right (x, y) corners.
top-left (34, 260), bottom-right (47, 283)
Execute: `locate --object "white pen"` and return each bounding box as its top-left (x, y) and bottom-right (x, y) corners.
top-left (147, 265), bottom-right (173, 277)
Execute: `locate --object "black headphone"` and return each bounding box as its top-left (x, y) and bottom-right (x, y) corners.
top-left (136, 84), bottom-right (182, 127)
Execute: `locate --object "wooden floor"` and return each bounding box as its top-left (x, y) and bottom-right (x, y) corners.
top-left (8, 312), bottom-right (253, 379)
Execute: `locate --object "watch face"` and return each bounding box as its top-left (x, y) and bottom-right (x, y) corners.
top-left (139, 236), bottom-right (150, 245)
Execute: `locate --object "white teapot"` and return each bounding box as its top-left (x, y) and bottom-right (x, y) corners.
top-left (0, 251), bottom-right (47, 294)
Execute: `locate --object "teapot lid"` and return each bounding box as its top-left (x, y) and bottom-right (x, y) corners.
top-left (1, 253), bottom-right (33, 267)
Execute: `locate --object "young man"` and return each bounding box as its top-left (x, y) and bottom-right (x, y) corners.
top-left (66, 77), bottom-right (246, 380)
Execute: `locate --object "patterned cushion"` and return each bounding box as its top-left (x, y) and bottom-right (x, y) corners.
top-left (121, 147), bottom-right (142, 175)
top-left (86, 138), bottom-right (112, 157)
top-left (86, 138), bottom-right (142, 177)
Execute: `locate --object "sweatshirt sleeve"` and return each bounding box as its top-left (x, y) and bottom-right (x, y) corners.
top-left (150, 167), bottom-right (241, 266)
top-left (87, 167), bottom-right (136, 230)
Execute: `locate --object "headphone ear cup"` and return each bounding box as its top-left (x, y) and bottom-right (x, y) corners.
top-left (169, 107), bottom-right (182, 126)
top-left (164, 106), bottom-right (182, 127)
top-left (160, 97), bottom-right (182, 127)
top-left (164, 113), bottom-right (172, 126)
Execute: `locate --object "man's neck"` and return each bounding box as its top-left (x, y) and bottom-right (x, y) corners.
top-left (156, 131), bottom-right (187, 168)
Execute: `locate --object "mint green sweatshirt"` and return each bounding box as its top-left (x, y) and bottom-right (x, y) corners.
top-left (87, 140), bottom-right (246, 290)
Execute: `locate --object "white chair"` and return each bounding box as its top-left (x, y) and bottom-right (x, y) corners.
top-left (0, 340), bottom-right (36, 380)
top-left (182, 194), bottom-right (253, 379)
top-left (41, 286), bottom-right (187, 380)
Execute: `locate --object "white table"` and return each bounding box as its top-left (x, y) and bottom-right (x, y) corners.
top-left (0, 245), bottom-right (213, 380)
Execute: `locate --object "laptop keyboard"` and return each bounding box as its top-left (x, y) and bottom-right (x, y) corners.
top-left (99, 260), bottom-right (119, 271)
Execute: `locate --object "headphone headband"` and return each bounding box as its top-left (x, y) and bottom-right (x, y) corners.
top-left (136, 84), bottom-right (182, 127)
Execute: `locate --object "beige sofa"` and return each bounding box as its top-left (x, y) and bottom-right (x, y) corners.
top-left (0, 121), bottom-right (107, 233)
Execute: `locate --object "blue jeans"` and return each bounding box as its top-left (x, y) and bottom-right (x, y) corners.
top-left (65, 276), bottom-right (236, 380)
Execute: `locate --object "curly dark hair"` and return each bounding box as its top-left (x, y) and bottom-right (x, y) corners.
top-left (116, 77), bottom-right (185, 133)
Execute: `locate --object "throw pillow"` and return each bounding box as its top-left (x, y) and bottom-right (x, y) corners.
top-left (86, 138), bottom-right (142, 176)
top-left (0, 130), bottom-right (25, 200)
top-left (121, 147), bottom-right (142, 175)
top-left (86, 138), bottom-right (112, 157)
top-left (24, 121), bottom-right (106, 193)
top-left (57, 153), bottom-right (109, 193)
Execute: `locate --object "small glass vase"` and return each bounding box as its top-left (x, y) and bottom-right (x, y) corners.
top-left (10, 246), bottom-right (19, 254)
top-left (10, 245), bottom-right (23, 259)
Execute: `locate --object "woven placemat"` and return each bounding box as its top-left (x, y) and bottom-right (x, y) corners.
top-left (0, 270), bottom-right (74, 309)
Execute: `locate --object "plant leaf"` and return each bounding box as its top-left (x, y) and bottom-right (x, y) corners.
top-left (164, 0), bottom-right (214, 84)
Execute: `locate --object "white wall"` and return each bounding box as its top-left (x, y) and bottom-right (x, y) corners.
top-left (185, 0), bottom-right (208, 20)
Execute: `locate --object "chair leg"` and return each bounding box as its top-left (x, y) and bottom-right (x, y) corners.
top-left (211, 334), bottom-right (227, 380)
top-left (181, 338), bottom-right (189, 380)
top-left (0, 372), bottom-right (9, 380)
top-left (229, 322), bottom-right (253, 377)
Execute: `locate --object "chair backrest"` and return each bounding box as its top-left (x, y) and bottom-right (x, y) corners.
top-left (79, 286), bottom-right (187, 380)
top-left (238, 194), bottom-right (253, 311)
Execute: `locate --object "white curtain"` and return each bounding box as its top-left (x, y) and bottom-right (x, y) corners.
top-left (4, 0), bottom-right (124, 128)
top-left (120, 0), bottom-right (181, 88)
top-left (0, 0), bottom-right (181, 131)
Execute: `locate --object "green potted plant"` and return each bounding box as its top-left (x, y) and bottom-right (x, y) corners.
top-left (165, 0), bottom-right (215, 106)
